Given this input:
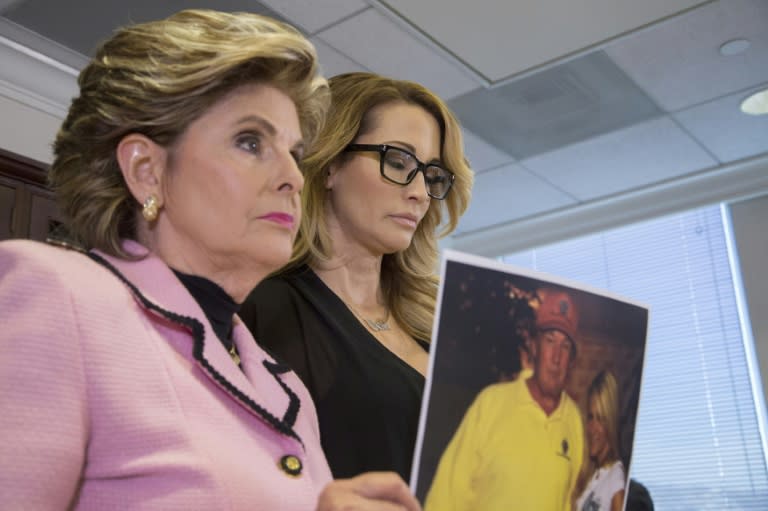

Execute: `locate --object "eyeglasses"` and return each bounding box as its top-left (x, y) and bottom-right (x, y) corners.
top-left (344, 143), bottom-right (455, 200)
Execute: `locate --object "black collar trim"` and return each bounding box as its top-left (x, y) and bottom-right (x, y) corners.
top-left (263, 358), bottom-right (293, 374)
top-left (87, 252), bottom-right (303, 446)
top-left (263, 360), bottom-right (301, 427)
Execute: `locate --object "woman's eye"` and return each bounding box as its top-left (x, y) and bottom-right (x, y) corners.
top-left (236, 133), bottom-right (262, 154)
top-left (385, 154), bottom-right (412, 171)
top-left (385, 158), bottom-right (406, 170)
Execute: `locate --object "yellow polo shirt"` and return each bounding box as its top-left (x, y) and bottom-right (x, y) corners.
top-left (425, 377), bottom-right (583, 511)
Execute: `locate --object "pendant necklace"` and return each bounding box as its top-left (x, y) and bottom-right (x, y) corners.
top-left (343, 298), bottom-right (391, 332)
top-left (228, 342), bottom-right (241, 365)
top-left (363, 311), bottom-right (391, 332)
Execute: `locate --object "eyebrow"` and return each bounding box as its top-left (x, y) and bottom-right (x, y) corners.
top-left (385, 140), bottom-right (442, 165)
top-left (235, 114), bottom-right (305, 155)
top-left (236, 114), bottom-right (276, 135)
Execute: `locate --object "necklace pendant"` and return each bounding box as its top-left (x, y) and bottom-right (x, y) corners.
top-left (229, 344), bottom-right (241, 365)
top-left (366, 318), bottom-right (390, 332)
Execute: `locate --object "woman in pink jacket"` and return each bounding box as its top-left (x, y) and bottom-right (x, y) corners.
top-left (0, 9), bottom-right (419, 511)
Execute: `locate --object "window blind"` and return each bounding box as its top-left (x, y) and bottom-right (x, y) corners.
top-left (502, 205), bottom-right (768, 509)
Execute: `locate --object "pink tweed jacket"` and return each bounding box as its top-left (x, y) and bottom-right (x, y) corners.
top-left (0, 239), bottom-right (332, 510)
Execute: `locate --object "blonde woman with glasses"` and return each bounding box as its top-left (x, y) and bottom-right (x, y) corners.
top-left (241, 72), bottom-right (473, 482)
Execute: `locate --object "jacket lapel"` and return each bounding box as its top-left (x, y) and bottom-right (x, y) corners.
top-left (234, 321), bottom-right (301, 431)
top-left (89, 242), bottom-right (303, 445)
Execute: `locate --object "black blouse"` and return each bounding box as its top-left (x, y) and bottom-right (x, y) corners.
top-left (172, 269), bottom-right (239, 353)
top-left (239, 265), bottom-right (427, 481)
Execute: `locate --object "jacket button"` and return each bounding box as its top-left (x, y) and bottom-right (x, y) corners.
top-left (279, 454), bottom-right (303, 477)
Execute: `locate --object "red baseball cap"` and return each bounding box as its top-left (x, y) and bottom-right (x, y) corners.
top-left (536, 287), bottom-right (579, 343)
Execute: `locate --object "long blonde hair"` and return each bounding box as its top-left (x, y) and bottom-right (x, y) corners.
top-left (287, 72), bottom-right (473, 342)
top-left (574, 370), bottom-right (622, 505)
top-left (49, 9), bottom-right (329, 257)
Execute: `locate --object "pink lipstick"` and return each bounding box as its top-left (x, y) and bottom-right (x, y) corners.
top-left (260, 212), bottom-right (294, 228)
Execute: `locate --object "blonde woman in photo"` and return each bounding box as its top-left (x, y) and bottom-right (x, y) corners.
top-left (574, 370), bottom-right (627, 511)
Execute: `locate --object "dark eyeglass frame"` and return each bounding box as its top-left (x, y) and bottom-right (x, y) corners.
top-left (344, 143), bottom-right (455, 200)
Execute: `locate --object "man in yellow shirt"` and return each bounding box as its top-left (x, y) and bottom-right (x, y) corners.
top-left (425, 287), bottom-right (584, 511)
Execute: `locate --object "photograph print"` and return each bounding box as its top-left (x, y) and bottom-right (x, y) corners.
top-left (411, 250), bottom-right (650, 511)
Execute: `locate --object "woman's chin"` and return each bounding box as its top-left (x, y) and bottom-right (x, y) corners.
top-left (380, 234), bottom-right (415, 255)
top-left (249, 248), bottom-right (292, 274)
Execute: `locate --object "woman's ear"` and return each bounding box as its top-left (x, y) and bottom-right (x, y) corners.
top-left (325, 159), bottom-right (342, 190)
top-left (116, 133), bottom-right (167, 208)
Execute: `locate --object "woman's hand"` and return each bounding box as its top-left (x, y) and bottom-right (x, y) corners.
top-left (317, 472), bottom-right (422, 511)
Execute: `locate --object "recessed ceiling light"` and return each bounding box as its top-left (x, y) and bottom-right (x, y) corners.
top-left (719, 38), bottom-right (751, 56)
top-left (740, 88), bottom-right (768, 116)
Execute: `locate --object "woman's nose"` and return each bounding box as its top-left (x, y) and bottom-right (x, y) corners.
top-left (277, 152), bottom-right (304, 193)
top-left (406, 170), bottom-right (430, 202)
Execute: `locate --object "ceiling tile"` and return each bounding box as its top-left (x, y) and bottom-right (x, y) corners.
top-left (461, 128), bottom-right (515, 173)
top-left (675, 86), bottom-right (768, 163)
top-left (606, 0), bottom-right (768, 112)
top-left (2, 0), bottom-right (282, 57)
top-left (449, 52), bottom-right (661, 160)
top-left (455, 163), bottom-right (576, 234)
top-left (380, 0), bottom-right (707, 82)
top-left (316, 8), bottom-right (479, 100)
top-left (0, 0), bottom-right (20, 11)
top-left (521, 116), bottom-right (718, 201)
top-left (311, 37), bottom-right (368, 77)
top-left (258, 0), bottom-right (366, 34)
top-left (3, 0), bottom-right (134, 56)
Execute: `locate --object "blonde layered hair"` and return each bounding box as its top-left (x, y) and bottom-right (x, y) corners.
top-left (574, 370), bottom-right (622, 505)
top-left (49, 9), bottom-right (329, 258)
top-left (288, 72), bottom-right (473, 342)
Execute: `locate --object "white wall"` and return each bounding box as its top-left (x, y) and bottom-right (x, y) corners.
top-left (0, 93), bottom-right (61, 163)
top-left (449, 155), bottom-right (768, 257)
top-left (730, 194), bottom-right (768, 405)
top-left (0, 31), bottom-right (77, 163)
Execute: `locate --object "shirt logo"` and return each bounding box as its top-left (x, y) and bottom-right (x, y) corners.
top-left (557, 438), bottom-right (571, 460)
top-left (581, 491), bottom-right (600, 511)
